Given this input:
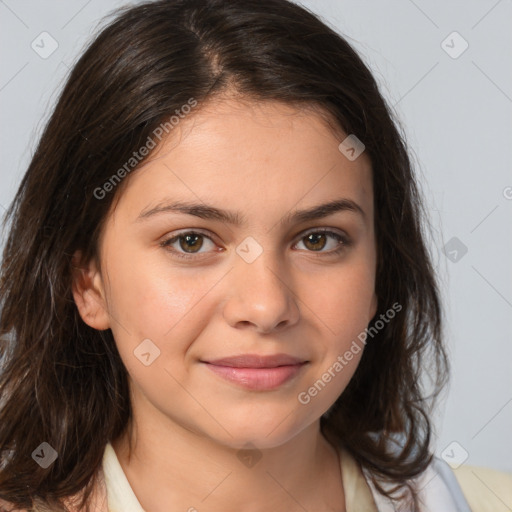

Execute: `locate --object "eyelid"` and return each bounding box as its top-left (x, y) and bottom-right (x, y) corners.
top-left (163, 226), bottom-right (348, 242)
top-left (159, 229), bottom-right (220, 262)
top-left (299, 226), bottom-right (348, 239)
top-left (164, 227), bottom-right (216, 240)
top-left (160, 228), bottom-right (218, 251)
top-left (295, 227), bottom-right (351, 250)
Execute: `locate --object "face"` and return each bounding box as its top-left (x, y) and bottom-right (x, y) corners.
top-left (73, 97), bottom-right (378, 450)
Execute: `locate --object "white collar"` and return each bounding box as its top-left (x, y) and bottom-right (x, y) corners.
top-left (102, 443), bottom-right (145, 511)
top-left (101, 442), bottom-right (375, 511)
top-left (101, 442), bottom-right (471, 512)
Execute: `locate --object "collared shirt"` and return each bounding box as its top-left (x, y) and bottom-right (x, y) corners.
top-left (101, 442), bottom-right (512, 512)
top-left (3, 441), bottom-right (510, 511)
top-left (101, 442), bottom-right (378, 512)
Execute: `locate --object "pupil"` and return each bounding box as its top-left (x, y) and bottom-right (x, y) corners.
top-left (306, 233), bottom-right (326, 251)
top-left (181, 234), bottom-right (202, 252)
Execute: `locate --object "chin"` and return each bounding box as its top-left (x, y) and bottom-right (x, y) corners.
top-left (206, 412), bottom-right (315, 451)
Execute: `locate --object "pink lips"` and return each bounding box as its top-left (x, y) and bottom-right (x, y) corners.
top-left (202, 353), bottom-right (308, 391)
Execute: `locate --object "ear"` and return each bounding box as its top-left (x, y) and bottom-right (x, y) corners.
top-left (71, 250), bottom-right (110, 330)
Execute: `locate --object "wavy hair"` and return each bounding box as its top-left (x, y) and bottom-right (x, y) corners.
top-left (0, 0), bottom-right (448, 510)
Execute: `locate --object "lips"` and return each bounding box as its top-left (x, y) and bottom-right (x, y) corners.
top-left (201, 353), bottom-right (309, 391)
top-left (204, 353), bottom-right (307, 368)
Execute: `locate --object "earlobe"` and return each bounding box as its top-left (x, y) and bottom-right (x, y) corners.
top-left (71, 250), bottom-right (110, 330)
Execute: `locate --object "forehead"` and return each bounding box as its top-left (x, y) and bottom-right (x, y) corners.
top-left (107, 97), bottom-right (373, 227)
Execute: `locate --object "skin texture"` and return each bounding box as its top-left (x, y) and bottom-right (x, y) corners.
top-left (72, 96), bottom-right (378, 512)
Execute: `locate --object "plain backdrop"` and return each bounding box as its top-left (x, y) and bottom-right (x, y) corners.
top-left (0, 0), bottom-right (511, 472)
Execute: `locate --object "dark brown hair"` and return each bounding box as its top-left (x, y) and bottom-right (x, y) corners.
top-left (0, 0), bottom-right (448, 510)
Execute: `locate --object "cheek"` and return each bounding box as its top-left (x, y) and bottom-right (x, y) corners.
top-left (105, 250), bottom-right (213, 337)
top-left (103, 249), bottom-right (221, 383)
top-left (306, 261), bottom-right (376, 339)
top-left (105, 257), bottom-right (219, 410)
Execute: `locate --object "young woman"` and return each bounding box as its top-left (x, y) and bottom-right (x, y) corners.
top-left (0, 0), bottom-right (480, 510)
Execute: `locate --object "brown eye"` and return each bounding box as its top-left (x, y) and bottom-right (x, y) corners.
top-left (161, 231), bottom-right (217, 259)
top-left (295, 230), bottom-right (349, 255)
top-left (303, 233), bottom-right (328, 251)
top-left (178, 233), bottom-right (204, 253)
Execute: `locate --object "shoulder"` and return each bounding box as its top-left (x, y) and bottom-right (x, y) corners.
top-left (453, 464), bottom-right (512, 512)
top-left (356, 432), bottom-right (509, 511)
top-left (399, 457), bottom-right (512, 512)
top-left (0, 467), bottom-right (109, 512)
top-left (361, 455), bottom-right (473, 511)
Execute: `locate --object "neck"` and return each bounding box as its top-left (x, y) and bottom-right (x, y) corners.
top-left (112, 403), bottom-right (345, 512)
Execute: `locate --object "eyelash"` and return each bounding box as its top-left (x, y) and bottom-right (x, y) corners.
top-left (160, 228), bottom-right (351, 261)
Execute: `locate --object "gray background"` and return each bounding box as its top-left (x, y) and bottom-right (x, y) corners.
top-left (1, 0), bottom-right (511, 472)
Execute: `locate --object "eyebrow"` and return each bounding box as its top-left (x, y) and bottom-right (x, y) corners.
top-left (136, 197), bottom-right (366, 226)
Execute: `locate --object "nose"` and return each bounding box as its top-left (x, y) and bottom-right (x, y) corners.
top-left (222, 247), bottom-right (300, 334)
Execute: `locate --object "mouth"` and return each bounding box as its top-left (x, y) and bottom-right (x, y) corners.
top-left (201, 353), bottom-right (309, 391)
